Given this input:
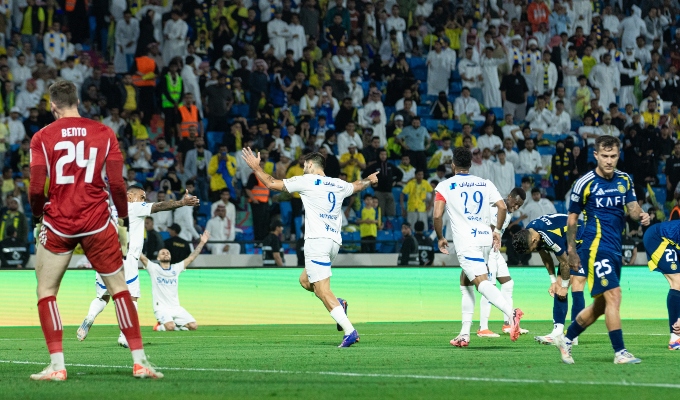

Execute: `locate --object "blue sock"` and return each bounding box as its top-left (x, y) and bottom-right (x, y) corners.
top-left (609, 329), bottom-right (625, 353)
top-left (565, 320), bottom-right (586, 341)
top-left (571, 291), bottom-right (585, 323)
top-left (667, 289), bottom-right (680, 334)
top-left (553, 294), bottom-right (568, 325)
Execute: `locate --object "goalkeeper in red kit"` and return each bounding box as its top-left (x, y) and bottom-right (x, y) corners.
top-left (28, 80), bottom-right (163, 381)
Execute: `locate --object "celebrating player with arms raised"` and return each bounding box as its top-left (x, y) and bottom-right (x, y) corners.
top-left (554, 136), bottom-right (649, 364)
top-left (77, 186), bottom-right (200, 347)
top-left (28, 80), bottom-right (162, 380)
top-left (241, 148), bottom-right (378, 347)
top-left (512, 214), bottom-right (585, 345)
top-left (433, 147), bottom-right (524, 347)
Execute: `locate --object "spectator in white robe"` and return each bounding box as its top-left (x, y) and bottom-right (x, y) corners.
top-left (480, 45), bottom-right (506, 109)
top-left (426, 40), bottom-right (453, 96)
top-left (618, 5), bottom-right (652, 50)
top-left (454, 87), bottom-right (483, 123)
top-left (113, 10), bottom-right (139, 73)
top-left (267, 9), bottom-right (289, 60)
top-left (162, 10), bottom-right (188, 66)
top-left (206, 204), bottom-right (240, 255)
top-left (492, 150), bottom-right (516, 197)
top-left (43, 22), bottom-right (68, 69)
top-left (361, 89), bottom-right (388, 146)
top-left (287, 14), bottom-right (307, 61)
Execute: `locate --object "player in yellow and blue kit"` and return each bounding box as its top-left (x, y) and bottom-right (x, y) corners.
top-left (511, 214), bottom-right (586, 345)
top-left (554, 136), bottom-right (650, 365)
top-left (643, 220), bottom-right (680, 349)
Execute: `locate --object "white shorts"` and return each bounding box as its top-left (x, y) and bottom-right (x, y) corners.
top-left (95, 256), bottom-right (141, 298)
top-left (154, 306), bottom-right (195, 326)
top-left (304, 238), bottom-right (340, 283)
top-left (487, 249), bottom-right (510, 278)
top-left (457, 246), bottom-right (491, 281)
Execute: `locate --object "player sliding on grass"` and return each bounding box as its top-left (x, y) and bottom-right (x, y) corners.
top-left (433, 147), bottom-right (524, 347)
top-left (512, 214), bottom-right (585, 345)
top-left (28, 79), bottom-right (162, 380)
top-left (475, 188), bottom-right (527, 338)
top-left (554, 136), bottom-right (649, 364)
top-left (77, 186), bottom-right (200, 347)
top-left (241, 148), bottom-right (379, 347)
top-left (139, 231), bottom-right (209, 332)
top-left (643, 220), bottom-right (680, 349)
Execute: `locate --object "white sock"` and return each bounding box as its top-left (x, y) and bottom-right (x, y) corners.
top-left (671, 333), bottom-right (680, 342)
top-left (50, 352), bottom-right (65, 370)
top-left (330, 306), bottom-right (355, 335)
top-left (131, 349), bottom-right (146, 364)
top-left (460, 285), bottom-right (475, 336)
top-left (500, 280), bottom-right (514, 324)
top-left (477, 280), bottom-right (514, 322)
top-left (119, 301), bottom-right (138, 340)
top-left (86, 298), bottom-right (107, 321)
top-left (552, 323), bottom-right (564, 336)
top-left (479, 296), bottom-right (491, 331)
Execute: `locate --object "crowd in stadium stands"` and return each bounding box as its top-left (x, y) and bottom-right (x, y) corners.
top-left (3, 0), bottom-right (680, 266)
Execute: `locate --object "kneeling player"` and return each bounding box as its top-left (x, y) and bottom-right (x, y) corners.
top-left (643, 220), bottom-right (680, 349)
top-left (511, 214), bottom-right (585, 345)
top-left (476, 187), bottom-right (527, 337)
top-left (141, 231), bottom-right (209, 331)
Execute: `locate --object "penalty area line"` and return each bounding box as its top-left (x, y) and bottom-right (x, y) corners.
top-left (1, 360), bottom-right (680, 389)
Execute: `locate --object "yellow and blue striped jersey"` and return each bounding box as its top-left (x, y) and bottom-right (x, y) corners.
top-left (568, 169), bottom-right (636, 253)
top-left (526, 213), bottom-right (583, 256)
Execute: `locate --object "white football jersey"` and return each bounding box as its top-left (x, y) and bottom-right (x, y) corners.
top-left (127, 202), bottom-right (153, 260)
top-left (146, 261), bottom-right (184, 309)
top-left (283, 174), bottom-right (355, 245)
top-left (490, 202), bottom-right (511, 234)
top-left (435, 173), bottom-right (503, 247)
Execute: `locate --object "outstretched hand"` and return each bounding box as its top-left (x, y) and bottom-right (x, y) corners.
top-left (241, 147), bottom-right (262, 170)
top-left (366, 171), bottom-right (379, 185)
top-left (438, 238), bottom-right (449, 255)
top-left (181, 189), bottom-right (200, 207)
top-left (200, 230), bottom-right (211, 245)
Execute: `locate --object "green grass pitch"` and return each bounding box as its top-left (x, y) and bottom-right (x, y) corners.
top-left (0, 320), bottom-right (678, 399)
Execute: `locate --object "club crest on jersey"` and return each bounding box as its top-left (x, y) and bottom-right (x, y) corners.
top-left (450, 183), bottom-right (457, 190)
top-left (617, 183), bottom-right (626, 193)
top-left (314, 179), bottom-right (322, 185)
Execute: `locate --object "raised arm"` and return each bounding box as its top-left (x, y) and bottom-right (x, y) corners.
top-left (352, 171), bottom-right (379, 194)
top-left (140, 254), bottom-right (149, 269)
top-left (183, 230), bottom-right (210, 269)
top-left (151, 189), bottom-right (200, 213)
top-left (241, 147), bottom-right (287, 192)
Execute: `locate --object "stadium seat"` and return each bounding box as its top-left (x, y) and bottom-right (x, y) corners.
top-left (279, 201), bottom-right (292, 226)
top-left (571, 120), bottom-right (583, 132)
top-left (206, 131), bottom-right (224, 153)
top-left (418, 81), bottom-right (428, 94)
top-left (450, 82), bottom-right (462, 94)
top-left (417, 105), bottom-right (431, 116)
top-left (197, 216), bottom-right (207, 228)
top-left (360, 81), bottom-right (371, 93)
top-left (657, 174), bottom-right (667, 186)
top-left (412, 66), bottom-right (427, 82)
top-left (198, 202), bottom-right (212, 218)
top-left (376, 230), bottom-right (395, 253)
top-left (385, 106), bottom-right (395, 120)
top-left (651, 187), bottom-right (666, 203)
top-left (491, 107), bottom-right (504, 120)
top-left (537, 146), bottom-right (555, 156)
top-left (407, 57), bottom-right (426, 69)
top-left (554, 201), bottom-right (566, 214)
top-left (232, 104), bottom-right (249, 117)
top-left (294, 216), bottom-right (303, 239)
top-left (392, 228), bottom-right (402, 243)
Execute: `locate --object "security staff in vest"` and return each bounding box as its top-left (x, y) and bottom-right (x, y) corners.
top-left (262, 220), bottom-right (285, 266)
top-left (413, 220), bottom-right (434, 266)
top-left (398, 222), bottom-right (420, 266)
top-left (160, 61), bottom-right (184, 146)
top-left (245, 157), bottom-right (271, 241)
top-left (0, 225), bottom-right (29, 268)
top-left (178, 92), bottom-right (204, 139)
top-left (131, 42), bottom-right (159, 125)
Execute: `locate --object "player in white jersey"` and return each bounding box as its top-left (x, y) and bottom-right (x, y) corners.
top-left (433, 147), bottom-right (524, 347)
top-left (77, 186), bottom-right (200, 347)
top-left (475, 188), bottom-right (528, 338)
top-left (242, 148), bottom-right (379, 347)
top-left (141, 231), bottom-right (210, 331)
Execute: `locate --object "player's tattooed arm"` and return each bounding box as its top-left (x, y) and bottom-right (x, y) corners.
top-left (151, 190), bottom-right (200, 213)
top-left (241, 147), bottom-right (287, 192)
top-left (566, 213), bottom-right (581, 271)
top-left (352, 171), bottom-right (379, 193)
top-left (626, 201), bottom-right (650, 226)
top-left (184, 231), bottom-right (211, 269)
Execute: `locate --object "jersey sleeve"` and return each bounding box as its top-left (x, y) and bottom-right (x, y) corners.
top-left (173, 262), bottom-right (186, 273)
top-left (131, 202), bottom-right (153, 219)
top-left (623, 174), bottom-right (637, 204)
top-left (283, 175), bottom-right (305, 193)
top-left (342, 180), bottom-right (355, 197)
top-left (540, 231), bottom-right (564, 256)
top-left (435, 192), bottom-right (446, 202)
top-left (29, 133), bottom-right (46, 167)
top-left (568, 178), bottom-right (588, 215)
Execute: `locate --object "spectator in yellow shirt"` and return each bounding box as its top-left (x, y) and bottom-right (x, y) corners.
top-left (207, 143), bottom-right (237, 201)
top-left (454, 123), bottom-right (478, 148)
top-left (358, 195), bottom-right (379, 253)
top-left (641, 99), bottom-right (661, 128)
top-left (400, 170), bottom-right (433, 227)
top-left (339, 143), bottom-right (366, 181)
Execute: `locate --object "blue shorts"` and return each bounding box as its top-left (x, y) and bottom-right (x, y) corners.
top-left (570, 265), bottom-right (587, 277)
top-left (644, 232), bottom-right (680, 275)
top-left (579, 246), bottom-right (621, 297)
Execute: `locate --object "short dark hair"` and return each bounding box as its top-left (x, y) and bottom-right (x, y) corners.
top-left (414, 221), bottom-right (425, 232)
top-left (270, 220), bottom-right (283, 231)
top-left (303, 152), bottom-right (326, 170)
top-left (512, 230), bottom-right (531, 254)
top-left (453, 147), bottom-right (472, 169)
top-left (49, 79), bottom-right (79, 108)
top-left (531, 187), bottom-right (541, 195)
top-left (509, 187), bottom-right (527, 201)
top-left (521, 176), bottom-right (532, 184)
top-left (595, 135), bottom-right (620, 151)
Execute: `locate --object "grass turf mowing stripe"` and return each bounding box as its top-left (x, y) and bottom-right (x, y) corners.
top-left (2, 359), bottom-right (680, 389)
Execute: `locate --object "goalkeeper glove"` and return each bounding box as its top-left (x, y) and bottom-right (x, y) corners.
top-left (118, 217), bottom-right (129, 257)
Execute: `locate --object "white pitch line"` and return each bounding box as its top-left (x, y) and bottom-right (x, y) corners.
top-left (1, 360), bottom-right (679, 389)
top-left (0, 332), bottom-right (669, 341)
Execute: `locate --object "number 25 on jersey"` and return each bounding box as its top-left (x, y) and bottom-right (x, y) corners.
top-left (55, 141), bottom-right (98, 184)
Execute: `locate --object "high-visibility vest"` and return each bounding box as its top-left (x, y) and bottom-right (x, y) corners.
top-left (178, 105), bottom-right (199, 137)
top-left (132, 56), bottom-right (157, 87)
top-left (161, 75), bottom-right (183, 108)
top-left (65, 0), bottom-right (87, 12)
top-left (250, 177), bottom-right (269, 203)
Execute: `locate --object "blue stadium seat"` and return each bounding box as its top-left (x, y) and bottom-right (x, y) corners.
top-left (376, 230), bottom-right (395, 253)
top-left (279, 201), bottom-right (292, 226)
top-left (417, 105), bottom-right (431, 116)
top-left (408, 57), bottom-right (426, 68)
top-left (198, 202), bottom-right (212, 218)
top-left (651, 187), bottom-right (666, 203)
top-left (527, 96), bottom-right (536, 107)
top-left (657, 174), bottom-right (667, 186)
top-left (571, 120), bottom-right (583, 132)
top-left (537, 146), bottom-right (555, 156)
top-left (206, 131), bottom-right (224, 153)
top-left (450, 82), bottom-right (462, 94)
top-left (160, 231), bottom-right (170, 240)
top-left (393, 186), bottom-right (404, 215)
top-left (232, 104), bottom-right (249, 117)
top-left (290, 105), bottom-right (300, 117)
top-left (515, 174), bottom-right (524, 188)
top-left (422, 95), bottom-right (437, 104)
top-left (412, 66), bottom-right (427, 82)
top-left (418, 81), bottom-right (428, 94)
top-left (491, 107), bottom-right (504, 120)
top-left (385, 106), bottom-right (395, 120)
top-left (451, 69), bottom-right (461, 81)
top-left (360, 81), bottom-right (371, 93)
top-left (294, 216), bottom-right (303, 238)
top-left (392, 228), bottom-right (402, 243)
top-left (554, 201), bottom-right (566, 214)
top-left (197, 216), bottom-right (207, 228)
